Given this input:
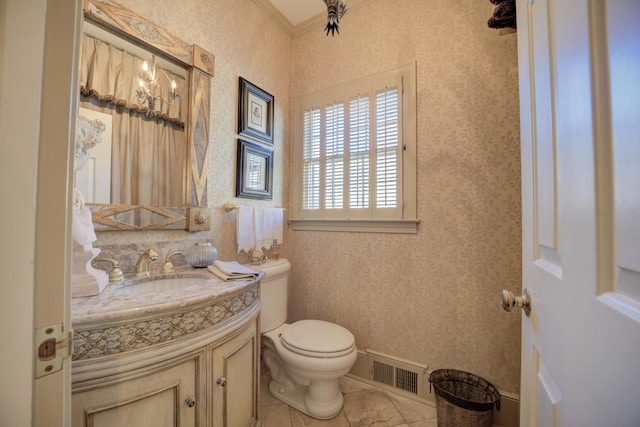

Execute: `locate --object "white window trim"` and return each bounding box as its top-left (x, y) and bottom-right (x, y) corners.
top-left (288, 218), bottom-right (420, 233)
top-left (291, 63), bottom-right (419, 234)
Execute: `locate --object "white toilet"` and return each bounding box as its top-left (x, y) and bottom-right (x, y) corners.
top-left (257, 258), bottom-right (357, 419)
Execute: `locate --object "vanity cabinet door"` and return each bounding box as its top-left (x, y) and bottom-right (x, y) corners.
top-left (210, 320), bottom-right (260, 427)
top-left (72, 350), bottom-right (205, 427)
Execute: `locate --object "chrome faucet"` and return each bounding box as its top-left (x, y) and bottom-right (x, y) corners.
top-left (135, 248), bottom-right (159, 277)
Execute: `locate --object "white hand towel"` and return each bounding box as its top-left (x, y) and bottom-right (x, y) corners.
top-left (254, 207), bottom-right (283, 249)
top-left (237, 206), bottom-right (255, 253)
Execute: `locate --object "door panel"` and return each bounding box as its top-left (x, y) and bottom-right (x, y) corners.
top-left (518, 0), bottom-right (640, 426)
top-left (211, 324), bottom-right (259, 427)
top-left (72, 355), bottom-right (200, 427)
top-left (86, 384), bottom-right (180, 427)
top-left (225, 337), bottom-right (255, 427)
top-left (530, 0), bottom-right (558, 256)
top-left (532, 349), bottom-right (561, 427)
top-left (608, 0), bottom-right (640, 303)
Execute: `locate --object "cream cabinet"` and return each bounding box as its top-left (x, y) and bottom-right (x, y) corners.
top-left (71, 280), bottom-right (261, 427)
top-left (210, 321), bottom-right (260, 426)
top-left (72, 350), bottom-right (204, 426)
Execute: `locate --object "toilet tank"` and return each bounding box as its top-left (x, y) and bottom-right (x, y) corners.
top-left (256, 258), bottom-right (291, 333)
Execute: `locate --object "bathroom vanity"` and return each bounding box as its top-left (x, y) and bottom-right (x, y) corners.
top-left (70, 270), bottom-right (263, 427)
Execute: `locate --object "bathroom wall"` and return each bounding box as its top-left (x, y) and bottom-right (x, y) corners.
top-left (93, 0), bottom-right (293, 268)
top-left (287, 0), bottom-right (522, 394)
top-left (90, 0), bottom-right (521, 396)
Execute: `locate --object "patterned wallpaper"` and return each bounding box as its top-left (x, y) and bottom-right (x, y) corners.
top-left (288, 0), bottom-right (522, 394)
top-left (91, 0), bottom-right (521, 394)
top-left (94, 0), bottom-right (292, 264)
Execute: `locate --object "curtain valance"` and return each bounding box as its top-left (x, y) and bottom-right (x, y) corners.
top-left (79, 34), bottom-right (186, 127)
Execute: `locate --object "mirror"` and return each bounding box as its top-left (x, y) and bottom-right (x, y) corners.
top-left (78, 21), bottom-right (189, 207)
top-left (81, 0), bottom-right (215, 231)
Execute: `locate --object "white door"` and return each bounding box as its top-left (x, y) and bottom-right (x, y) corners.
top-left (1, 0), bottom-right (80, 426)
top-left (33, 0), bottom-right (83, 425)
top-left (515, 0), bottom-right (640, 426)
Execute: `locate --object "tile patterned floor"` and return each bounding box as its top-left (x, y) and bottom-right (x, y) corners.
top-left (259, 371), bottom-right (438, 427)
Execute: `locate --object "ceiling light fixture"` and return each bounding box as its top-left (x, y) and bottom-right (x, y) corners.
top-left (324, 0), bottom-right (348, 36)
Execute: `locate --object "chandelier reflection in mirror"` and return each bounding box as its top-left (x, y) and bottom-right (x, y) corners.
top-left (324, 0), bottom-right (348, 36)
top-left (136, 56), bottom-right (179, 117)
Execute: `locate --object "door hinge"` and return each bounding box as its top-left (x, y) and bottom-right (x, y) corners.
top-left (35, 323), bottom-right (73, 378)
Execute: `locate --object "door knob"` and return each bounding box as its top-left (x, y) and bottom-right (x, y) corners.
top-left (501, 288), bottom-right (531, 316)
top-left (184, 396), bottom-right (196, 408)
top-left (216, 377), bottom-right (227, 387)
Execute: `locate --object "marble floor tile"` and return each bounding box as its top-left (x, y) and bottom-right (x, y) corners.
top-left (406, 420), bottom-right (438, 427)
top-left (339, 375), bottom-right (376, 393)
top-left (342, 389), bottom-right (406, 427)
top-left (290, 408), bottom-right (351, 427)
top-left (387, 393), bottom-right (437, 424)
top-left (260, 402), bottom-right (293, 427)
top-left (259, 372), bottom-right (438, 427)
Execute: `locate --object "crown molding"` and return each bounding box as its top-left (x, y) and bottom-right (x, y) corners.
top-left (254, 0), bottom-right (375, 38)
top-left (254, 0), bottom-right (296, 35)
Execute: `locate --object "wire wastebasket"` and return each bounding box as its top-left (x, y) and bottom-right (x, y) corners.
top-left (429, 369), bottom-right (501, 427)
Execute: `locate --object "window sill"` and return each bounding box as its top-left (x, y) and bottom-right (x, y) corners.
top-left (288, 218), bottom-right (420, 234)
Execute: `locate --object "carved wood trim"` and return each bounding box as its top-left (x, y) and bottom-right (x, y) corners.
top-left (83, 0), bottom-right (193, 65)
top-left (193, 44), bottom-right (215, 76)
top-left (89, 204), bottom-right (188, 231)
top-left (83, 0), bottom-right (215, 231)
top-left (190, 71), bottom-right (210, 208)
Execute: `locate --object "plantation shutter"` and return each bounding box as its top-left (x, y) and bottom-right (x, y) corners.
top-left (325, 102), bottom-right (345, 209)
top-left (302, 107), bottom-right (320, 210)
top-left (297, 65), bottom-right (413, 224)
top-left (376, 87), bottom-right (399, 208)
top-left (349, 94), bottom-right (370, 210)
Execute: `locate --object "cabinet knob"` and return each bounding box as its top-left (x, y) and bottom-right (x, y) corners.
top-left (184, 396), bottom-right (196, 408)
top-left (216, 377), bottom-right (227, 387)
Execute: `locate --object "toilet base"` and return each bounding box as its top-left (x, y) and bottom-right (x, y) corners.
top-left (268, 377), bottom-right (344, 419)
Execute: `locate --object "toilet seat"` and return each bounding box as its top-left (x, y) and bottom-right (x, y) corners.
top-left (279, 320), bottom-right (355, 358)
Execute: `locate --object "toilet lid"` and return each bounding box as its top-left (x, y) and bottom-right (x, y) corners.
top-left (280, 320), bottom-right (355, 357)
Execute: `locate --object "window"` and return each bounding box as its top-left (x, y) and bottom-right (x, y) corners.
top-left (291, 64), bottom-right (418, 233)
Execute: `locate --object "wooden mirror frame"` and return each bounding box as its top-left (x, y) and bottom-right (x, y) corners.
top-left (82, 0), bottom-right (214, 231)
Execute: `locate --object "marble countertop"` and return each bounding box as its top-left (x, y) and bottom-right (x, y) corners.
top-left (72, 266), bottom-right (263, 325)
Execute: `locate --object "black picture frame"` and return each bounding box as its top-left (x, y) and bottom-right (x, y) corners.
top-left (236, 139), bottom-right (273, 200)
top-left (238, 77), bottom-right (274, 145)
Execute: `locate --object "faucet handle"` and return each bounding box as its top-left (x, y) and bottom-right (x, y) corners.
top-left (93, 258), bottom-right (124, 282)
top-left (162, 251), bottom-right (183, 274)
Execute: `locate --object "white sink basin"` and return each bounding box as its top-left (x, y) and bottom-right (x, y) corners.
top-left (114, 276), bottom-right (208, 295)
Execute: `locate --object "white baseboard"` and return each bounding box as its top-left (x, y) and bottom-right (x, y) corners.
top-left (349, 349), bottom-right (520, 427)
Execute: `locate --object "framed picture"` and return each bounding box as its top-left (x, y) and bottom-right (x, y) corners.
top-left (238, 77), bottom-right (274, 145)
top-left (236, 139), bottom-right (273, 200)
